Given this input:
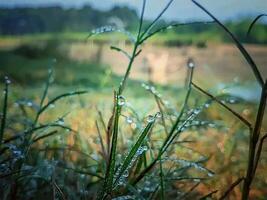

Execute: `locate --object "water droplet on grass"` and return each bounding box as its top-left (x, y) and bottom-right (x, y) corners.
top-left (118, 95), bottom-right (126, 106)
top-left (126, 117), bottom-right (133, 124)
top-left (49, 104), bottom-right (55, 108)
top-left (57, 118), bottom-right (65, 125)
top-left (155, 112), bottom-right (162, 119)
top-left (4, 76), bottom-right (11, 84)
top-left (228, 98), bottom-right (237, 104)
top-left (187, 58), bottom-right (195, 68)
top-left (146, 115), bottom-right (155, 123)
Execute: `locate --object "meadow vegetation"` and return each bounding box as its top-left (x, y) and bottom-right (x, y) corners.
top-left (0, 1), bottom-right (267, 200)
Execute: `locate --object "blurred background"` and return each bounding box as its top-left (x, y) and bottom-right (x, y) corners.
top-left (0, 0), bottom-right (267, 199)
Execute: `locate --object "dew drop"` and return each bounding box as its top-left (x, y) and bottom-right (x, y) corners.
top-left (207, 172), bottom-right (214, 177)
top-left (130, 123), bottom-right (137, 129)
top-left (49, 104), bottom-right (55, 109)
top-left (126, 117), bottom-right (133, 124)
top-left (193, 108), bottom-right (201, 115)
top-left (204, 103), bottom-right (210, 108)
top-left (117, 95), bottom-right (126, 106)
top-left (4, 76), bottom-right (11, 84)
top-left (57, 118), bottom-right (65, 125)
top-left (155, 112), bottom-right (162, 119)
top-left (27, 102), bottom-right (33, 107)
top-left (145, 85), bottom-right (150, 90)
top-left (146, 115), bottom-right (155, 123)
top-left (208, 123), bottom-right (216, 128)
top-left (187, 58), bottom-right (195, 68)
top-left (142, 146), bottom-right (148, 152)
top-left (150, 86), bottom-right (156, 94)
top-left (228, 98), bottom-right (236, 104)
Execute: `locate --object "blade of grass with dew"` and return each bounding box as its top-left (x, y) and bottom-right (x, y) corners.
top-left (87, 26), bottom-right (136, 44)
top-left (114, 117), bottom-right (155, 186)
top-left (192, 0), bottom-right (264, 88)
top-left (33, 68), bottom-right (53, 126)
top-left (192, 82), bottom-right (252, 129)
top-left (132, 76), bottom-right (195, 185)
top-left (100, 94), bottom-right (121, 199)
top-left (132, 100), bottom-right (209, 186)
top-left (247, 14), bottom-right (267, 36)
top-left (37, 91), bottom-right (88, 116)
top-left (139, 21), bottom-right (214, 45)
top-left (0, 77), bottom-right (10, 146)
top-left (118, 0), bottom-right (146, 95)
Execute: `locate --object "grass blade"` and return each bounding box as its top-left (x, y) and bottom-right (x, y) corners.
top-left (199, 190), bottom-right (218, 200)
top-left (247, 14), bottom-right (267, 36)
top-left (0, 77), bottom-right (10, 145)
top-left (101, 93), bottom-right (121, 198)
top-left (114, 117), bottom-right (155, 186)
top-left (34, 68), bottom-right (53, 125)
top-left (192, 0), bottom-right (264, 88)
top-left (140, 0), bottom-right (175, 40)
top-left (159, 157), bottom-right (165, 200)
top-left (87, 26), bottom-right (136, 43)
top-left (139, 21), bottom-right (214, 44)
top-left (95, 120), bottom-right (108, 163)
top-left (192, 82), bottom-right (252, 128)
top-left (110, 46), bottom-right (131, 60)
top-left (31, 130), bottom-right (58, 143)
top-left (38, 91), bottom-right (88, 116)
top-left (219, 177), bottom-right (244, 200)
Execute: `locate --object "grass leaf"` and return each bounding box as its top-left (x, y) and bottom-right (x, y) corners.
top-left (192, 0), bottom-right (264, 88)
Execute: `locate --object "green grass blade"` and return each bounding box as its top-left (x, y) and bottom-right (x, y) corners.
top-left (247, 14), bottom-right (267, 36)
top-left (87, 26), bottom-right (136, 43)
top-left (159, 157), bottom-right (165, 200)
top-left (4, 123), bottom-right (77, 144)
top-left (101, 95), bottom-right (121, 198)
top-left (38, 91), bottom-right (88, 116)
top-left (192, 82), bottom-right (252, 128)
top-left (137, 0), bottom-right (147, 40)
top-left (95, 120), bottom-right (108, 162)
top-left (0, 77), bottom-right (10, 145)
top-left (114, 118), bottom-right (155, 186)
top-left (199, 190), bottom-right (218, 200)
top-left (139, 21), bottom-right (214, 44)
top-left (31, 130), bottom-right (58, 143)
top-left (34, 68), bottom-right (53, 125)
top-left (192, 0), bottom-right (264, 88)
top-left (140, 0), bottom-right (174, 40)
top-left (110, 46), bottom-right (131, 60)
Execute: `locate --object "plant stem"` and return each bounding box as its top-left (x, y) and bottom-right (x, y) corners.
top-left (242, 81), bottom-right (267, 200)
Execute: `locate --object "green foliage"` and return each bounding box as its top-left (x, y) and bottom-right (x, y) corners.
top-left (0, 1), bottom-right (266, 200)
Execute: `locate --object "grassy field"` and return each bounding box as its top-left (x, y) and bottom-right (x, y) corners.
top-left (0, 27), bottom-right (267, 199)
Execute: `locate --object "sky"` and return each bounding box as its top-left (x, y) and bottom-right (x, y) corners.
top-left (0, 0), bottom-right (267, 21)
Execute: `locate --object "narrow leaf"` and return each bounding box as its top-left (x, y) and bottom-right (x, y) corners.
top-left (192, 0), bottom-right (264, 87)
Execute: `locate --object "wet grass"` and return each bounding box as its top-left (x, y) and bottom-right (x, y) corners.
top-left (0, 1), bottom-right (267, 200)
